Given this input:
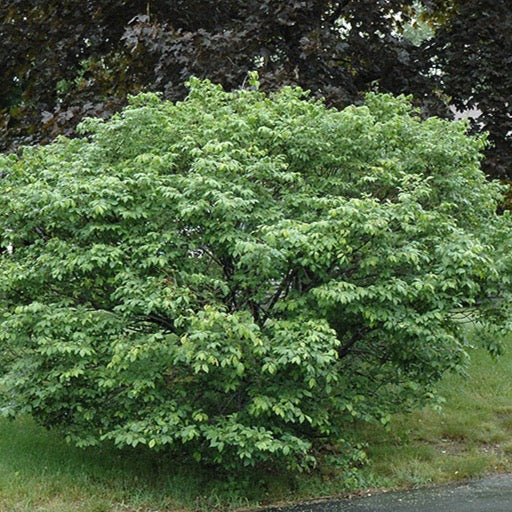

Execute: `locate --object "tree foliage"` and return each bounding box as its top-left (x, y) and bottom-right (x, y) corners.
top-left (0, 1), bottom-right (427, 149)
top-left (1, 79), bottom-right (511, 468)
top-left (0, 1), bottom-right (149, 148)
top-left (3, 1), bottom-right (510, 181)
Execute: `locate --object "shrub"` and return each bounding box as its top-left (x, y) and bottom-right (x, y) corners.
top-left (1, 76), bottom-right (511, 469)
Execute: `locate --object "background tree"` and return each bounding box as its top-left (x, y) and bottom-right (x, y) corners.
top-left (422, 0), bottom-right (512, 179)
top-left (0, 1), bottom-right (150, 149)
top-left (2, 1), bottom-right (510, 175)
top-left (0, 1), bottom-right (429, 149)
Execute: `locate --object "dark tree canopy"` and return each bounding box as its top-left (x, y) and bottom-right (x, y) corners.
top-left (1, 1), bottom-right (510, 179)
top-left (0, 1), bottom-right (150, 148)
top-left (423, 0), bottom-right (512, 179)
top-left (0, 1), bottom-right (426, 148)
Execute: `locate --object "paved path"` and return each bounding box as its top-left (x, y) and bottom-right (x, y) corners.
top-left (260, 475), bottom-right (512, 512)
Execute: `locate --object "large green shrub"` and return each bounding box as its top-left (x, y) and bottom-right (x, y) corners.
top-left (1, 77), bottom-right (511, 469)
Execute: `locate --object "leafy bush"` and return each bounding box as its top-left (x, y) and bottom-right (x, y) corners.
top-left (1, 76), bottom-right (511, 469)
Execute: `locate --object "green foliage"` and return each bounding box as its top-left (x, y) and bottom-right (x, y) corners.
top-left (1, 79), bottom-right (511, 470)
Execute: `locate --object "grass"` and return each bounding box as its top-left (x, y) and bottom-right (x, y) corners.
top-left (0, 416), bottom-right (341, 512)
top-left (0, 416), bottom-right (271, 511)
top-left (361, 337), bottom-right (512, 489)
top-left (2, 335), bottom-right (512, 510)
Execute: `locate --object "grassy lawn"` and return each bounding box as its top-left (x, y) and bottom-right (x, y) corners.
top-left (362, 338), bottom-right (512, 488)
top-left (2, 335), bottom-right (512, 511)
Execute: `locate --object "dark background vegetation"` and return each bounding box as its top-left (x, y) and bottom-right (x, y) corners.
top-left (1, 0), bottom-right (510, 180)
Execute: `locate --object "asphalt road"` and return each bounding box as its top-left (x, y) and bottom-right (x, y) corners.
top-left (259, 475), bottom-right (512, 512)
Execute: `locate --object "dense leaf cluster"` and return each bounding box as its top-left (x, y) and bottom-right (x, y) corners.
top-left (1, 80), bottom-right (511, 468)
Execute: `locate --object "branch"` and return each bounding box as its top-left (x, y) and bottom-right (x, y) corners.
top-left (337, 326), bottom-right (371, 359)
top-left (261, 269), bottom-right (297, 325)
top-left (142, 313), bottom-right (177, 332)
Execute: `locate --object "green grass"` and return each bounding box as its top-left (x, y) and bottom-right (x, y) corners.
top-left (0, 417), bottom-right (271, 511)
top-left (0, 417), bottom-right (337, 511)
top-left (361, 338), bottom-right (512, 490)
top-left (2, 336), bottom-right (512, 511)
